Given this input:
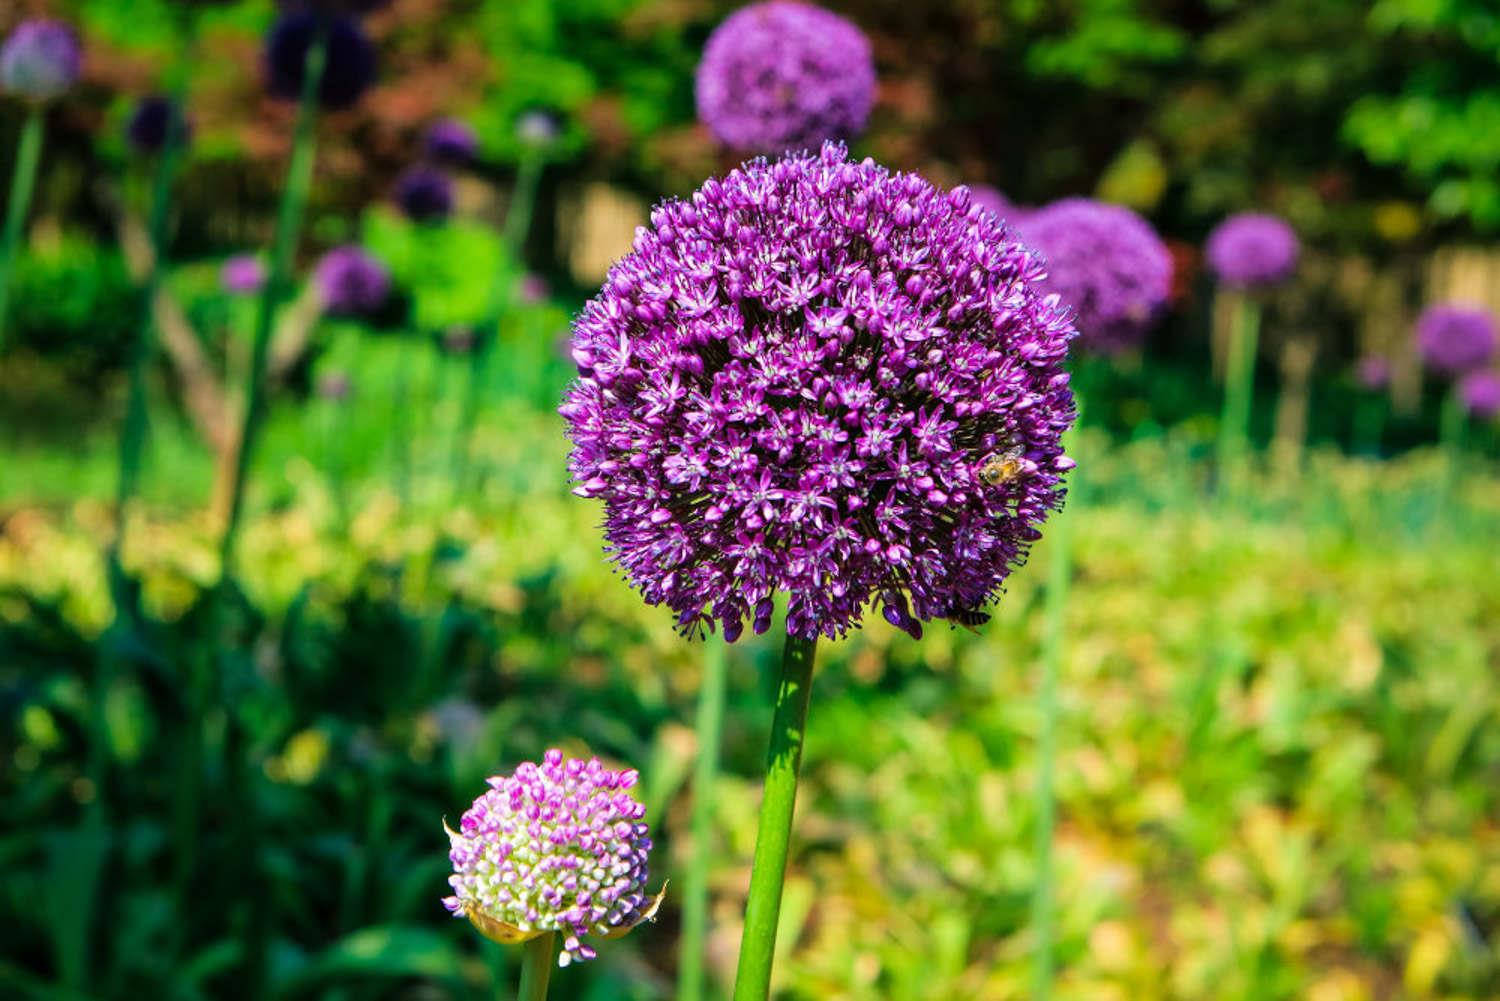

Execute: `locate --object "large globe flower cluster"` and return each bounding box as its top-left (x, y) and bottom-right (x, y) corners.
top-left (562, 143), bottom-right (1078, 642)
top-left (1205, 212), bottom-right (1299, 288)
top-left (694, 1), bottom-right (876, 154)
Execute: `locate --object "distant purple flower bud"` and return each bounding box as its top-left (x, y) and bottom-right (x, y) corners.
top-left (265, 13), bottom-right (377, 111)
top-left (562, 142), bottom-right (1077, 642)
top-left (125, 95), bottom-right (191, 155)
top-left (442, 326), bottom-right (475, 355)
top-left (426, 117), bottom-right (477, 166)
top-left (315, 245), bottom-right (389, 316)
top-left (1, 20), bottom-right (81, 103)
top-left (1016, 197), bottom-right (1173, 355)
top-left (220, 255), bottom-right (267, 296)
top-left (516, 109), bottom-right (561, 148)
top-left (316, 370), bottom-right (353, 401)
top-left (444, 749), bottom-right (662, 968)
top-left (695, 1), bottom-right (876, 154)
top-left (1414, 303), bottom-right (1497, 378)
top-left (395, 167), bottom-right (453, 223)
top-left (1205, 212), bottom-right (1299, 288)
top-left (276, 0), bottom-right (392, 15)
top-left (1458, 369), bottom-right (1500, 420)
top-left (520, 273), bottom-right (549, 305)
top-left (1354, 355), bottom-right (1390, 392)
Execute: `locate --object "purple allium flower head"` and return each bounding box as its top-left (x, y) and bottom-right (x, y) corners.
top-left (516, 109), bottom-right (561, 148)
top-left (395, 166), bottom-right (453, 223)
top-left (1458, 369), bottom-right (1500, 420)
top-left (265, 13), bottom-right (377, 111)
top-left (695, 2), bottom-right (876, 155)
top-left (1414, 303), bottom-right (1497, 378)
top-left (1205, 212), bottom-right (1299, 288)
top-left (443, 749), bottom-right (662, 968)
top-left (125, 95), bottom-right (191, 155)
top-left (426, 117), bottom-right (477, 166)
top-left (315, 245), bottom-right (389, 316)
top-left (1016, 197), bottom-right (1173, 355)
top-left (561, 143), bottom-right (1078, 642)
top-left (520, 273), bottom-right (550, 305)
top-left (275, 0), bottom-right (392, 15)
top-left (1, 20), bottom-right (81, 104)
top-left (1354, 355), bottom-right (1390, 392)
top-left (220, 255), bottom-right (267, 296)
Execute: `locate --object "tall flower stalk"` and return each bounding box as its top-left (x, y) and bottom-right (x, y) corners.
top-left (0, 108), bottom-right (43, 351)
top-left (677, 639), bottom-right (727, 1001)
top-left (1215, 291), bottom-right (1261, 499)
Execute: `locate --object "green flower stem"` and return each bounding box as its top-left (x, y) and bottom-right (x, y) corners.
top-left (678, 639), bottom-right (729, 1001)
top-left (0, 106), bottom-right (46, 352)
top-left (1439, 387), bottom-right (1466, 517)
top-left (732, 632), bottom-right (818, 1001)
top-left (1216, 292), bottom-right (1261, 501)
top-left (1353, 393), bottom-right (1385, 459)
top-left (517, 932), bottom-right (557, 1001)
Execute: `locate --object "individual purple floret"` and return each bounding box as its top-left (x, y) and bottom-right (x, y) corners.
top-left (265, 13), bottom-right (377, 111)
top-left (315, 245), bottom-right (389, 316)
top-left (561, 143), bottom-right (1077, 642)
top-left (1, 20), bottom-right (81, 104)
top-left (220, 255), bottom-right (267, 296)
top-left (426, 118), bottom-right (478, 166)
top-left (1017, 197), bottom-right (1173, 355)
top-left (395, 166), bottom-right (453, 223)
top-left (1205, 212), bottom-right (1299, 288)
top-left (695, 1), bottom-right (876, 155)
top-left (1354, 355), bottom-right (1390, 392)
top-left (125, 95), bottom-right (191, 155)
top-left (1458, 370), bottom-right (1500, 420)
top-left (443, 749), bottom-right (662, 968)
top-left (1414, 303), bottom-right (1497, 378)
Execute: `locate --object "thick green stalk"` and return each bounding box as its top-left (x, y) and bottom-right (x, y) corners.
top-left (1216, 293), bottom-right (1261, 500)
top-left (1438, 387), bottom-right (1466, 519)
top-left (0, 107), bottom-right (46, 351)
top-left (1034, 476), bottom-right (1072, 999)
top-left (732, 633), bottom-right (818, 1001)
top-left (517, 932), bottom-right (557, 1001)
top-left (678, 639), bottom-right (729, 1001)
top-left (1353, 393), bottom-right (1385, 459)
top-left (216, 34), bottom-right (327, 575)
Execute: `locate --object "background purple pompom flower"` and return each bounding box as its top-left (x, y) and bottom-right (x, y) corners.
top-left (1017, 197), bottom-right (1173, 354)
top-left (562, 142), bottom-right (1077, 642)
top-left (443, 749), bottom-right (662, 968)
top-left (1205, 212), bottom-right (1300, 288)
top-left (1458, 370), bottom-right (1500, 420)
top-left (426, 118), bottom-right (477, 166)
top-left (394, 166), bottom-right (453, 223)
top-left (220, 255), bottom-right (266, 296)
top-left (265, 13), bottom-right (377, 111)
top-left (276, 0), bottom-right (392, 15)
top-left (968, 184), bottom-right (1030, 227)
top-left (1354, 355), bottom-right (1390, 392)
top-left (1414, 303), bottom-right (1497, 378)
top-left (1, 20), bottom-right (81, 103)
top-left (315, 245), bottom-right (389, 316)
top-left (695, 1), bottom-right (876, 154)
top-left (125, 95), bottom-right (191, 155)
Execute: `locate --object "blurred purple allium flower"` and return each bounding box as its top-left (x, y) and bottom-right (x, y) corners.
top-left (1414, 303), bottom-right (1497, 378)
top-left (395, 167), bottom-right (453, 223)
top-left (220, 255), bottom-right (267, 296)
top-left (265, 13), bottom-right (376, 111)
top-left (520, 273), bottom-right (550, 305)
top-left (1205, 212), bottom-right (1299, 288)
top-left (1, 20), bottom-right (81, 103)
top-left (426, 117), bottom-right (477, 166)
top-left (561, 143), bottom-right (1077, 642)
top-left (1354, 355), bottom-right (1390, 392)
top-left (1458, 369), bottom-right (1500, 420)
top-left (1017, 197), bottom-right (1173, 355)
top-left (695, 1), bottom-right (875, 155)
top-left (315, 245), bottom-right (389, 316)
top-left (125, 95), bottom-right (191, 155)
top-left (443, 749), bottom-right (662, 968)
top-left (275, 0), bottom-right (392, 14)
top-left (316, 370), bottom-right (352, 401)
top-left (516, 109), bottom-right (561, 148)
top-left (968, 185), bottom-right (1031, 228)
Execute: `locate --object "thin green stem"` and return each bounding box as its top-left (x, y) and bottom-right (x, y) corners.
top-left (516, 932), bottom-right (557, 1001)
top-left (1216, 292), bottom-right (1262, 501)
top-left (0, 107), bottom-right (46, 352)
top-left (1353, 393), bottom-right (1385, 459)
top-left (1034, 471), bottom-right (1072, 999)
top-left (732, 632), bottom-right (817, 1001)
top-left (678, 639), bottom-right (729, 1001)
top-left (1438, 387), bottom-right (1466, 520)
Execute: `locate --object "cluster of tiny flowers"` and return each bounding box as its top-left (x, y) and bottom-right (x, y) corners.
top-left (126, 95), bottom-right (190, 156)
top-left (1354, 355), bottom-right (1390, 392)
top-left (1, 20), bottom-right (81, 103)
top-left (1459, 370), bottom-right (1500, 420)
top-left (1205, 212), bottom-right (1299, 288)
top-left (265, 12), bottom-right (377, 110)
top-left (695, 1), bottom-right (875, 154)
top-left (426, 118), bottom-right (477, 166)
top-left (444, 750), bottom-right (654, 967)
top-left (315, 245), bottom-right (389, 316)
top-left (1414, 303), bottom-right (1497, 378)
top-left (562, 143), bottom-right (1077, 642)
top-left (1017, 198), bottom-right (1173, 355)
top-left (395, 166), bottom-right (453, 223)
